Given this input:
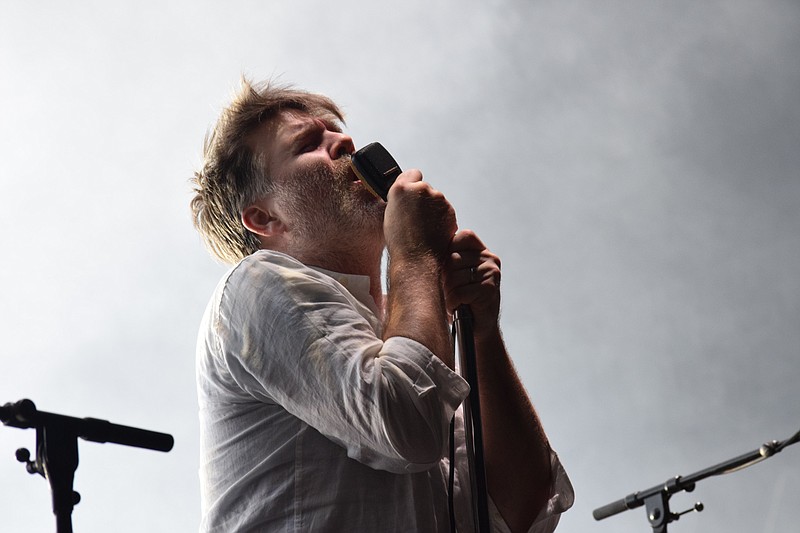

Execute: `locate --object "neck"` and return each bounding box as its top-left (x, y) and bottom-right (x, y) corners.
top-left (284, 238), bottom-right (385, 307)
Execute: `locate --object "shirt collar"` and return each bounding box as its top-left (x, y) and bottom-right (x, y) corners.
top-left (309, 265), bottom-right (381, 317)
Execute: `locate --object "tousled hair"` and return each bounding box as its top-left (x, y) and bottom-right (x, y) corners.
top-left (190, 79), bottom-right (345, 264)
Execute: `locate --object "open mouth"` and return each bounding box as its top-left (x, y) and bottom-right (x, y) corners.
top-left (348, 166), bottom-right (361, 184)
top-left (345, 160), bottom-right (362, 184)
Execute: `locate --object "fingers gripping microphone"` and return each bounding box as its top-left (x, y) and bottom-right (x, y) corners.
top-left (350, 142), bottom-right (402, 201)
top-left (352, 141), bottom-right (491, 531)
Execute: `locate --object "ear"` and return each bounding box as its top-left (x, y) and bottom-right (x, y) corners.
top-left (242, 198), bottom-right (286, 240)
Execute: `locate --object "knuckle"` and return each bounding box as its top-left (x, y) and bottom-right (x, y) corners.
top-left (461, 229), bottom-right (477, 240)
top-left (406, 168), bottom-right (423, 179)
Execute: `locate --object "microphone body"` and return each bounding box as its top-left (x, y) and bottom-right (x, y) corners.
top-left (350, 142), bottom-right (402, 200)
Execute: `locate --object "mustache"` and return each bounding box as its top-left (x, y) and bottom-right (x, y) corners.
top-left (278, 156), bottom-right (355, 199)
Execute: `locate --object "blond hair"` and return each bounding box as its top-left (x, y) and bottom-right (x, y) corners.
top-left (190, 79), bottom-right (345, 264)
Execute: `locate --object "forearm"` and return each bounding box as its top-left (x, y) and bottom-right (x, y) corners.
top-left (441, 229), bottom-right (561, 530)
top-left (383, 254), bottom-right (454, 368)
top-left (381, 169), bottom-right (457, 369)
top-left (475, 327), bottom-right (552, 533)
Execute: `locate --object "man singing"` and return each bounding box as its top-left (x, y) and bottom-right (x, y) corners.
top-left (191, 80), bottom-right (573, 532)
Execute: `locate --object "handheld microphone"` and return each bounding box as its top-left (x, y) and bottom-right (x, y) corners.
top-left (350, 142), bottom-right (402, 201)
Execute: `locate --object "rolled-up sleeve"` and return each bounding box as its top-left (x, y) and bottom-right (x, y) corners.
top-left (489, 452), bottom-right (574, 533)
top-left (211, 252), bottom-right (470, 473)
top-left (448, 409), bottom-right (574, 533)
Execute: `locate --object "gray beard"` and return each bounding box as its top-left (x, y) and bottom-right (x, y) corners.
top-left (275, 157), bottom-right (386, 267)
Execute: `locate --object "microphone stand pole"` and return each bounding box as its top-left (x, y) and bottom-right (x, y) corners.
top-left (593, 427), bottom-right (800, 532)
top-left (349, 143), bottom-right (491, 530)
top-left (454, 305), bottom-right (491, 533)
top-left (1, 399), bottom-right (174, 533)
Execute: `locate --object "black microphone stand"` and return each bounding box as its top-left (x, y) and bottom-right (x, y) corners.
top-left (1, 399), bottom-right (174, 533)
top-left (350, 143), bottom-right (492, 531)
top-left (454, 305), bottom-right (491, 533)
top-left (593, 427), bottom-right (800, 532)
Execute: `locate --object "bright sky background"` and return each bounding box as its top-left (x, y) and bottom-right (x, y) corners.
top-left (1, 2), bottom-right (798, 532)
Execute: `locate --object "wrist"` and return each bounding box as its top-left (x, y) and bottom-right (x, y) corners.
top-left (473, 322), bottom-right (504, 355)
top-left (388, 250), bottom-right (443, 279)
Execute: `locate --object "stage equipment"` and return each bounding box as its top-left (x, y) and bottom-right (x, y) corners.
top-left (351, 143), bottom-right (491, 532)
top-left (1, 398), bottom-right (174, 533)
top-left (593, 427), bottom-right (800, 532)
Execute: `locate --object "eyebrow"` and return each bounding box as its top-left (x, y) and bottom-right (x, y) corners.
top-left (285, 120), bottom-right (318, 151)
top-left (284, 115), bottom-right (342, 149)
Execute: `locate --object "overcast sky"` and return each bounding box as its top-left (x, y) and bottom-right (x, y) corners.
top-left (1, 2), bottom-right (798, 532)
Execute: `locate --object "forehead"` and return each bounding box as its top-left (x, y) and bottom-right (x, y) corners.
top-left (247, 109), bottom-right (341, 159)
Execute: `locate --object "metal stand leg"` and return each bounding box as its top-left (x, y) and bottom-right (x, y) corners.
top-left (455, 305), bottom-right (491, 533)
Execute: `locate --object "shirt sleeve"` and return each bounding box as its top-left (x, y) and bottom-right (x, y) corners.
top-left (488, 452), bottom-right (574, 533)
top-left (211, 253), bottom-right (470, 474)
top-left (448, 409), bottom-right (574, 533)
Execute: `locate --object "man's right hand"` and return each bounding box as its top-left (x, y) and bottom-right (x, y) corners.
top-left (383, 169), bottom-right (457, 264)
top-left (381, 169), bottom-right (457, 367)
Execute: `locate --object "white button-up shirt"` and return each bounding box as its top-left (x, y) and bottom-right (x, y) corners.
top-left (197, 250), bottom-right (572, 532)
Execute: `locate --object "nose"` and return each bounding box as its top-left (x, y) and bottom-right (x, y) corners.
top-left (326, 130), bottom-right (355, 160)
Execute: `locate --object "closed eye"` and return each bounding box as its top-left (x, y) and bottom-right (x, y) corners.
top-left (295, 133), bottom-right (321, 154)
top-left (294, 127), bottom-right (323, 154)
top-left (290, 116), bottom-right (339, 155)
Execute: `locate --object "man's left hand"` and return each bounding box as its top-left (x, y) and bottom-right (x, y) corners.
top-left (443, 230), bottom-right (502, 339)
